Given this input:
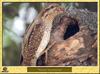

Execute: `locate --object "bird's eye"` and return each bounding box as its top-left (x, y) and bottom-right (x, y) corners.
top-left (50, 6), bottom-right (55, 9)
top-left (42, 5), bottom-right (56, 16)
top-left (46, 5), bottom-right (55, 11)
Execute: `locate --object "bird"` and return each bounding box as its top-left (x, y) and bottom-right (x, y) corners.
top-left (21, 4), bottom-right (65, 66)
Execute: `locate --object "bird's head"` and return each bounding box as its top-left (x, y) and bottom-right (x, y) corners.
top-left (41, 4), bottom-right (65, 23)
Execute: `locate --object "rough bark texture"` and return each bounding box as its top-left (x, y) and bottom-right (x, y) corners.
top-left (37, 9), bottom-right (97, 66)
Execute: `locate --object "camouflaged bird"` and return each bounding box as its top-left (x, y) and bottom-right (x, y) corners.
top-left (21, 4), bottom-right (65, 66)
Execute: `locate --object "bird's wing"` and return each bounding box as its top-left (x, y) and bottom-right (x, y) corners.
top-left (21, 18), bottom-right (46, 65)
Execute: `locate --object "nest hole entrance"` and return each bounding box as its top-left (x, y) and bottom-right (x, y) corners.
top-left (64, 19), bottom-right (79, 40)
top-left (36, 18), bottom-right (79, 66)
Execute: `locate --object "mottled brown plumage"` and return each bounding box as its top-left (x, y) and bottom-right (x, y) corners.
top-left (21, 4), bottom-right (65, 66)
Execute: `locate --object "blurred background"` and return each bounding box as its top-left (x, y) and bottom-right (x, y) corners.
top-left (2, 2), bottom-right (97, 66)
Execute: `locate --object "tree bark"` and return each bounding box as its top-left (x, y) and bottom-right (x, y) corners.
top-left (41, 9), bottom-right (97, 66)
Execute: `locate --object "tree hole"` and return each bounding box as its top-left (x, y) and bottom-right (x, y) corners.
top-left (64, 19), bottom-right (79, 40)
top-left (36, 18), bottom-right (79, 66)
